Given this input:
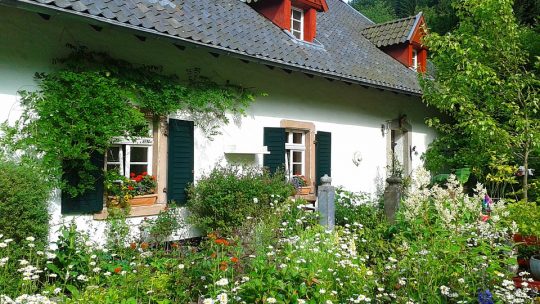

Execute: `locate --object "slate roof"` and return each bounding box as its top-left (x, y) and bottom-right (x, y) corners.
top-left (361, 13), bottom-right (422, 48)
top-left (6, 0), bottom-right (422, 94)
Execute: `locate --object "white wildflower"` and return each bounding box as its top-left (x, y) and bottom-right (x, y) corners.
top-left (217, 293), bottom-right (228, 304)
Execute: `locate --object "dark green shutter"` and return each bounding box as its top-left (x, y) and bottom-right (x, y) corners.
top-left (61, 154), bottom-right (104, 214)
top-left (316, 131), bottom-right (332, 186)
top-left (263, 127), bottom-right (286, 174)
top-left (167, 119), bottom-right (194, 205)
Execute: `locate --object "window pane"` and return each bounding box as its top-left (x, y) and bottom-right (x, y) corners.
top-left (293, 133), bottom-right (303, 144)
top-left (293, 10), bottom-right (302, 20)
top-left (293, 20), bottom-right (301, 31)
top-left (130, 164), bottom-right (149, 176)
top-left (293, 164), bottom-right (302, 175)
top-left (107, 147), bottom-right (120, 162)
top-left (131, 147), bottom-right (148, 162)
top-left (293, 151), bottom-right (302, 162)
top-left (293, 31), bottom-right (301, 39)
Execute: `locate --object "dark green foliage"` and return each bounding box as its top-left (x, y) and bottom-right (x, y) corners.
top-left (0, 159), bottom-right (50, 245)
top-left (351, 0), bottom-right (538, 34)
top-left (350, 0), bottom-right (397, 23)
top-left (420, 0), bottom-right (540, 200)
top-left (187, 165), bottom-right (294, 235)
top-left (2, 45), bottom-right (254, 199)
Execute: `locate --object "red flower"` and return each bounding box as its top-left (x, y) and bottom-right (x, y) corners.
top-left (152, 176), bottom-right (157, 181)
top-left (130, 172), bottom-right (135, 178)
top-left (114, 267), bottom-right (122, 273)
top-left (142, 171), bottom-right (148, 176)
top-left (130, 243), bottom-right (137, 250)
top-left (231, 256), bottom-right (239, 263)
top-left (128, 186), bottom-right (134, 191)
top-left (219, 261), bottom-right (228, 271)
top-left (210, 252), bottom-right (217, 259)
top-left (215, 239), bottom-right (230, 246)
top-left (141, 242), bottom-right (149, 250)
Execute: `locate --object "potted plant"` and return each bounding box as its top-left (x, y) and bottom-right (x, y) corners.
top-left (531, 253), bottom-right (540, 281)
top-left (291, 175), bottom-right (310, 195)
top-left (105, 171), bottom-right (157, 208)
top-left (127, 172), bottom-right (158, 206)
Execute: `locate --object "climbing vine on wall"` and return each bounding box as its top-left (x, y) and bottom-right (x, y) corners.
top-left (3, 45), bottom-right (255, 197)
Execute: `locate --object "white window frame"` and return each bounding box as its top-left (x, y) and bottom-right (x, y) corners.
top-left (106, 122), bottom-right (154, 178)
top-left (285, 130), bottom-right (306, 180)
top-left (411, 49), bottom-right (418, 71)
top-left (290, 7), bottom-right (304, 40)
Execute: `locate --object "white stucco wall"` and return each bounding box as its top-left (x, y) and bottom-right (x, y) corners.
top-left (0, 6), bottom-right (436, 245)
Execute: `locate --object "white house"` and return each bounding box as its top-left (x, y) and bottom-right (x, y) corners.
top-left (0, 0), bottom-right (436, 243)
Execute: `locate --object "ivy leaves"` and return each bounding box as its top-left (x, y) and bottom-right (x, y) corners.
top-left (5, 47), bottom-right (255, 197)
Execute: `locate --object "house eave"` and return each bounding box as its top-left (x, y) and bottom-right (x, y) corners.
top-left (1, 0), bottom-right (422, 97)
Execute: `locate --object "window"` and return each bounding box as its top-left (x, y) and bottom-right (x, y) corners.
top-left (285, 130), bottom-right (306, 179)
top-left (106, 126), bottom-right (153, 178)
top-left (290, 7), bottom-right (304, 40)
top-left (411, 49), bottom-right (418, 71)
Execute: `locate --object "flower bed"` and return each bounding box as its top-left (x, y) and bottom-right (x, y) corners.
top-left (0, 169), bottom-right (538, 303)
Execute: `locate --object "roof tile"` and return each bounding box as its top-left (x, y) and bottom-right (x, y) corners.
top-left (16, 0), bottom-right (421, 94)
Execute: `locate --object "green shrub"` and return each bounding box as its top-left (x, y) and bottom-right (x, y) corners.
top-left (187, 165), bottom-right (294, 235)
top-left (501, 200), bottom-right (540, 237)
top-left (0, 159), bottom-right (50, 245)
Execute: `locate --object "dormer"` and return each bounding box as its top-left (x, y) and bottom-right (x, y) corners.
top-left (248, 0), bottom-right (329, 42)
top-left (361, 13), bottom-right (428, 73)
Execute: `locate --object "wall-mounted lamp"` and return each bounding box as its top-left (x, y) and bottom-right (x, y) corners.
top-left (410, 145), bottom-right (418, 160)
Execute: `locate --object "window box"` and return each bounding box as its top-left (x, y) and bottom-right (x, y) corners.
top-left (129, 194), bottom-right (158, 206)
top-left (107, 193), bottom-right (158, 208)
top-left (296, 186), bottom-right (311, 195)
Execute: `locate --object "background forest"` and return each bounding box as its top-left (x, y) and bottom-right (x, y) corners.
top-left (350, 0), bottom-right (539, 33)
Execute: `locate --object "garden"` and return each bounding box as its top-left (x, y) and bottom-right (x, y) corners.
top-left (1, 0), bottom-right (539, 301)
top-left (1, 164), bottom-right (539, 303)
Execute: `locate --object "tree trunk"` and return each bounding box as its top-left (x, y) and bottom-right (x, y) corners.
top-left (523, 140), bottom-right (529, 202)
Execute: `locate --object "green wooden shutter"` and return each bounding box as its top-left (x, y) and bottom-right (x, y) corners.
top-left (316, 131), bottom-right (332, 186)
top-left (263, 127), bottom-right (286, 174)
top-left (61, 154), bottom-right (104, 214)
top-left (167, 119), bottom-right (194, 205)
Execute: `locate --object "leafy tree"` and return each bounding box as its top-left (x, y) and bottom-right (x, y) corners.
top-left (350, 0), bottom-right (396, 23)
top-left (421, 0), bottom-right (540, 201)
top-left (352, 0), bottom-right (538, 35)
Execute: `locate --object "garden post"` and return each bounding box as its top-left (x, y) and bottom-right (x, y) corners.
top-left (317, 174), bottom-right (335, 231)
top-left (384, 177), bottom-right (402, 223)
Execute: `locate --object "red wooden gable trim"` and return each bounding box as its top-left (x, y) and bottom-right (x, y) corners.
top-left (295, 0), bottom-right (328, 12)
top-left (410, 15), bottom-right (427, 47)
